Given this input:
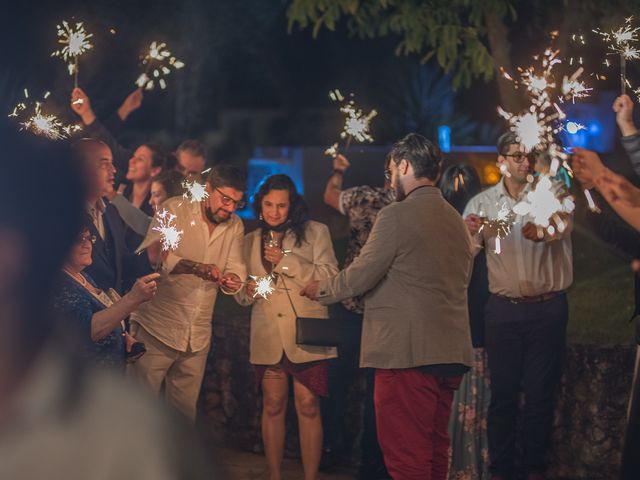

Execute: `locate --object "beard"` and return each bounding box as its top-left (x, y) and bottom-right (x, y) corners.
top-left (393, 176), bottom-right (406, 201)
top-left (205, 206), bottom-right (231, 224)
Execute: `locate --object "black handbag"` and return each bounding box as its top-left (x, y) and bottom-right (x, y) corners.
top-left (281, 276), bottom-right (341, 347)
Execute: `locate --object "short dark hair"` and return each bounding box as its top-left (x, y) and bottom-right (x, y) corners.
top-left (1, 121), bottom-right (85, 346)
top-left (388, 133), bottom-right (442, 181)
top-left (252, 174), bottom-right (310, 246)
top-left (176, 139), bottom-right (206, 158)
top-left (206, 164), bottom-right (247, 192)
top-left (151, 170), bottom-right (185, 199)
top-left (438, 164), bottom-right (482, 215)
top-left (142, 143), bottom-right (170, 170)
top-left (496, 131), bottom-right (519, 156)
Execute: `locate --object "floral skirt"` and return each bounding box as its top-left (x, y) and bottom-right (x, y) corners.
top-left (448, 347), bottom-right (491, 480)
top-left (254, 353), bottom-right (329, 397)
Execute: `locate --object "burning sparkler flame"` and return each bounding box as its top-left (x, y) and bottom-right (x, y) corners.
top-left (512, 175), bottom-right (575, 229)
top-left (250, 274), bottom-right (276, 300)
top-left (136, 41), bottom-right (185, 91)
top-left (153, 209), bottom-right (183, 251)
top-left (51, 21), bottom-right (93, 83)
top-left (8, 89), bottom-right (81, 140)
top-left (182, 180), bottom-right (209, 203)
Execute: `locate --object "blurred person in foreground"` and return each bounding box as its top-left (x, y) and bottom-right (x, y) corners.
top-left (0, 123), bottom-right (215, 479)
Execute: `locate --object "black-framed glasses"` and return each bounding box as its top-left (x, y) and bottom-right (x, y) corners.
top-left (77, 233), bottom-right (97, 245)
top-left (503, 152), bottom-right (534, 164)
top-left (384, 168), bottom-right (392, 181)
top-left (215, 187), bottom-right (247, 209)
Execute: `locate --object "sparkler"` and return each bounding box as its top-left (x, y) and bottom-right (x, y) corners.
top-left (51, 20), bottom-right (94, 88)
top-left (8, 89), bottom-right (81, 140)
top-left (249, 274), bottom-right (276, 300)
top-left (182, 179), bottom-right (209, 203)
top-left (152, 209), bottom-right (183, 251)
top-left (325, 89), bottom-right (377, 158)
top-left (479, 204), bottom-right (515, 254)
top-left (135, 41), bottom-right (185, 91)
top-left (512, 175), bottom-right (575, 235)
top-left (594, 17), bottom-right (640, 94)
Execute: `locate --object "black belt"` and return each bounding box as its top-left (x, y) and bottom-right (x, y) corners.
top-left (494, 291), bottom-right (564, 304)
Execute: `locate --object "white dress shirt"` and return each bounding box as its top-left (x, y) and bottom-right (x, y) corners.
top-left (86, 199), bottom-right (106, 239)
top-left (131, 197), bottom-right (246, 353)
top-left (463, 178), bottom-right (573, 298)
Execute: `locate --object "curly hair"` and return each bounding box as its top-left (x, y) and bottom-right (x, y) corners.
top-left (252, 174), bottom-right (309, 246)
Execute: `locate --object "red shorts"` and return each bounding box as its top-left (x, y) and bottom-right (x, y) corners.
top-left (254, 353), bottom-right (329, 397)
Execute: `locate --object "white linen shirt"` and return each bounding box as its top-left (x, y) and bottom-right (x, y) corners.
top-left (131, 197), bottom-right (246, 352)
top-left (463, 178), bottom-right (573, 298)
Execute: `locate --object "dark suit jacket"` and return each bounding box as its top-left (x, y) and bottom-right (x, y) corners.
top-left (85, 201), bottom-right (127, 295)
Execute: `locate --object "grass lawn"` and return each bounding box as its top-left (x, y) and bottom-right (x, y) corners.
top-left (215, 227), bottom-right (637, 346)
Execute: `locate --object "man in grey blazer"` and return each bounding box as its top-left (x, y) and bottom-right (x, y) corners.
top-left (301, 133), bottom-right (474, 480)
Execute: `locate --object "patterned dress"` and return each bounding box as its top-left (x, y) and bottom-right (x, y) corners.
top-left (53, 272), bottom-right (125, 370)
top-left (339, 185), bottom-right (395, 313)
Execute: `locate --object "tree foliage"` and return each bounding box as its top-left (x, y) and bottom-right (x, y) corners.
top-left (287, 0), bottom-right (516, 89)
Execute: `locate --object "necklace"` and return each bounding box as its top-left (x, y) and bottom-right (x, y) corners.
top-left (63, 268), bottom-right (87, 287)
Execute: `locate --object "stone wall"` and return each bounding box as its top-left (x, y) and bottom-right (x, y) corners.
top-left (199, 313), bottom-right (636, 479)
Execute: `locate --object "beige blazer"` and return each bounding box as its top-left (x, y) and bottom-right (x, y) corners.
top-left (318, 186), bottom-right (474, 369)
top-left (236, 220), bottom-right (338, 365)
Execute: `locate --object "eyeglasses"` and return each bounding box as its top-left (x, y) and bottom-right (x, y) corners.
top-left (502, 152), bottom-right (534, 164)
top-left (215, 187), bottom-right (246, 209)
top-left (384, 168), bottom-right (392, 181)
top-left (77, 233), bottom-right (97, 245)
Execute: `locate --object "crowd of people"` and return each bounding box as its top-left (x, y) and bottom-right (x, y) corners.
top-left (0, 87), bottom-right (639, 480)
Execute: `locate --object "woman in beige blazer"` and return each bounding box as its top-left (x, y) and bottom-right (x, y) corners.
top-left (235, 174), bottom-right (338, 480)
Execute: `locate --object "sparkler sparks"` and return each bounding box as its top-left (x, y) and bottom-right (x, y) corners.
top-left (594, 17), bottom-right (640, 94)
top-left (250, 274), bottom-right (276, 300)
top-left (182, 179), bottom-right (209, 203)
top-left (153, 209), bottom-right (183, 251)
top-left (512, 175), bottom-right (575, 233)
top-left (325, 89), bottom-right (377, 156)
top-left (479, 204), bottom-right (515, 254)
top-left (51, 21), bottom-right (93, 86)
top-left (135, 41), bottom-right (185, 91)
top-left (8, 89), bottom-right (81, 140)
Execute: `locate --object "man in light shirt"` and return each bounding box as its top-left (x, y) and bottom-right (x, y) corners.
top-left (130, 165), bottom-right (247, 422)
top-left (463, 132), bottom-right (573, 480)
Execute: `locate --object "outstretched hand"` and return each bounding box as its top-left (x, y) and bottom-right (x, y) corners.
top-left (118, 88), bottom-right (144, 121)
top-left (613, 94), bottom-right (638, 137)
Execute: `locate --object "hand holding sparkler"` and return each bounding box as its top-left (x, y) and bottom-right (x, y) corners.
top-left (117, 88), bottom-right (144, 121)
top-left (220, 273), bottom-right (243, 294)
top-left (613, 95), bottom-right (638, 137)
top-left (125, 272), bottom-right (160, 306)
top-left (572, 147), bottom-right (607, 190)
top-left (464, 214), bottom-right (484, 236)
top-left (332, 154), bottom-right (350, 174)
top-left (70, 88), bottom-right (96, 125)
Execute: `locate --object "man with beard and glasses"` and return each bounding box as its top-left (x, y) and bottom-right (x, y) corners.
top-left (129, 165), bottom-right (247, 422)
top-left (301, 133), bottom-right (474, 480)
top-left (463, 132), bottom-right (573, 480)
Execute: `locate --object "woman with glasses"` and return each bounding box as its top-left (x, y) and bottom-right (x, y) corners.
top-left (53, 217), bottom-right (159, 369)
top-left (235, 174), bottom-right (338, 480)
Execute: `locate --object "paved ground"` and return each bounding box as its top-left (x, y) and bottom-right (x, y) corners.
top-left (215, 448), bottom-right (356, 479)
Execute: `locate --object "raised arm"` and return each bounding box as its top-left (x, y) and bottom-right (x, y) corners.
top-left (324, 154), bottom-right (350, 211)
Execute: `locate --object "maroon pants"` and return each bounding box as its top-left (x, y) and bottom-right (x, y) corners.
top-left (374, 368), bottom-right (462, 480)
